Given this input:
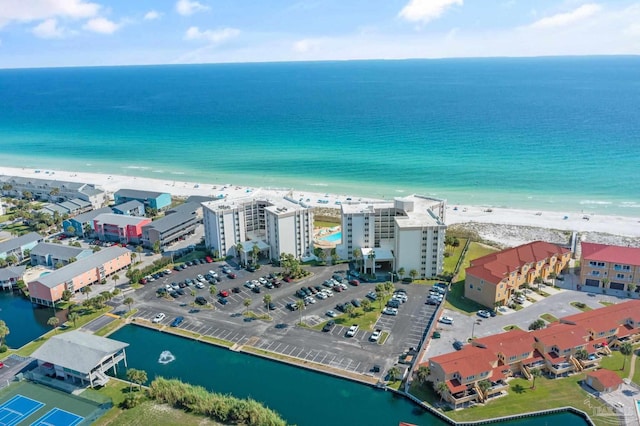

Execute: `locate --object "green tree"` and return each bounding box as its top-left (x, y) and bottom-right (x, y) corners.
top-left (235, 243), bottom-right (244, 264)
top-left (126, 368), bottom-right (147, 392)
top-left (574, 349), bottom-right (589, 361)
top-left (533, 276), bottom-right (544, 291)
top-left (295, 299), bottom-right (305, 324)
top-left (55, 261), bottom-right (64, 269)
top-left (436, 381), bottom-right (449, 401)
top-left (416, 365), bottom-right (430, 384)
top-left (251, 243), bottom-right (260, 265)
top-left (478, 379), bottom-right (491, 397)
top-left (0, 321), bottom-right (10, 347)
top-left (375, 285), bottom-right (385, 310)
top-left (66, 225), bottom-right (76, 235)
top-left (47, 316), bottom-right (60, 332)
top-left (628, 282), bottom-right (637, 296)
top-left (344, 303), bottom-right (355, 318)
top-left (397, 267), bottom-right (405, 280)
top-left (22, 191), bottom-right (32, 200)
top-left (620, 342), bottom-right (633, 371)
top-left (243, 298), bottom-right (252, 314)
top-left (80, 285), bottom-right (92, 300)
top-left (152, 241), bottom-right (161, 254)
top-left (111, 274), bottom-right (120, 287)
top-left (67, 312), bottom-right (79, 328)
top-left (209, 285), bottom-right (218, 300)
top-left (0, 259), bottom-right (6, 268)
top-left (314, 247), bottom-right (327, 264)
top-left (83, 223), bottom-right (93, 237)
top-left (361, 298), bottom-right (371, 311)
top-left (135, 245), bottom-right (143, 258)
top-left (409, 269), bottom-right (418, 281)
top-left (5, 255), bottom-right (17, 266)
top-left (530, 368), bottom-right (542, 389)
top-left (124, 297), bottom-right (134, 312)
top-left (61, 289), bottom-right (73, 301)
top-left (601, 277), bottom-right (610, 290)
top-left (387, 366), bottom-right (401, 382)
top-left (263, 294), bottom-right (272, 311)
top-left (548, 272), bottom-right (557, 287)
top-left (353, 248), bottom-right (362, 273)
top-left (528, 319), bottom-right (546, 330)
top-left (367, 250), bottom-right (376, 275)
top-left (92, 245), bottom-right (101, 252)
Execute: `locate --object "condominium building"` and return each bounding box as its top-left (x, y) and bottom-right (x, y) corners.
top-left (203, 192), bottom-right (313, 262)
top-left (141, 211), bottom-right (198, 249)
top-left (0, 232), bottom-right (44, 262)
top-left (0, 175), bottom-right (106, 208)
top-left (579, 242), bottom-right (640, 293)
top-left (30, 242), bottom-right (92, 268)
top-left (465, 241), bottom-right (571, 308)
top-left (426, 300), bottom-right (640, 408)
top-left (336, 195), bottom-right (447, 278)
top-left (27, 246), bottom-right (131, 307)
top-left (92, 213), bottom-right (151, 244)
top-left (62, 207), bottom-right (112, 237)
top-left (114, 189), bottom-right (172, 212)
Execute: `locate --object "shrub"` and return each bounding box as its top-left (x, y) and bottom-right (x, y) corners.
top-left (121, 393), bottom-right (142, 409)
top-left (0, 345), bottom-right (7, 353)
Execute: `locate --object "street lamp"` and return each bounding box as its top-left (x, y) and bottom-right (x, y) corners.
top-left (471, 319), bottom-right (482, 340)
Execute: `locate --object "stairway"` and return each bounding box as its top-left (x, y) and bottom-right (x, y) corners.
top-left (520, 364), bottom-right (532, 380)
top-left (569, 356), bottom-right (583, 372)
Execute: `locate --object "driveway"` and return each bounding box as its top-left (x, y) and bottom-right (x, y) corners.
top-left (592, 381), bottom-right (640, 426)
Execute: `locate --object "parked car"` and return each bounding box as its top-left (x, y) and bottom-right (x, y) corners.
top-left (477, 310), bottom-right (491, 318)
top-left (227, 273), bottom-right (237, 279)
top-left (439, 316), bottom-right (454, 325)
top-left (252, 286), bottom-right (261, 294)
top-left (386, 299), bottom-right (400, 309)
top-left (139, 278), bottom-right (148, 284)
top-left (219, 290), bottom-right (229, 297)
top-left (152, 313), bottom-right (166, 323)
top-left (195, 296), bottom-right (207, 305)
top-left (287, 302), bottom-right (299, 311)
top-left (268, 302), bottom-right (276, 310)
top-left (453, 340), bottom-right (465, 350)
top-left (218, 297), bottom-right (228, 305)
top-left (370, 329), bottom-right (382, 342)
top-left (232, 287), bottom-right (241, 293)
top-left (382, 307), bottom-right (398, 316)
top-left (170, 316), bottom-right (184, 327)
top-left (346, 324), bottom-right (359, 337)
top-left (205, 256), bottom-right (213, 263)
top-left (349, 279), bottom-right (360, 286)
top-left (323, 320), bottom-right (336, 332)
top-left (283, 276), bottom-right (292, 283)
top-left (351, 299), bottom-right (361, 308)
top-left (366, 291), bottom-right (377, 300)
top-left (326, 310), bottom-right (337, 317)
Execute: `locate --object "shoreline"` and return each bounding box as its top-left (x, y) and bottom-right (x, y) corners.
top-left (2, 166), bottom-right (639, 245)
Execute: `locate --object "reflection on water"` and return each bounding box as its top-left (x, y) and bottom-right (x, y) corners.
top-left (0, 291), bottom-right (52, 348)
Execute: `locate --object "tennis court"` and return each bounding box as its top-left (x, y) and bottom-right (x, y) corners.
top-left (0, 395), bottom-right (44, 426)
top-left (31, 407), bottom-right (83, 426)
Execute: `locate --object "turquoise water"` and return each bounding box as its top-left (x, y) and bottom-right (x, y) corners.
top-left (109, 325), bottom-right (588, 426)
top-left (1, 57), bottom-right (639, 216)
top-left (320, 232), bottom-right (342, 243)
top-left (0, 292), bottom-right (58, 348)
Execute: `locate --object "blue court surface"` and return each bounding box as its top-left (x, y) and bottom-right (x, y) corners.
top-left (30, 407), bottom-right (84, 426)
top-left (0, 394), bottom-right (45, 426)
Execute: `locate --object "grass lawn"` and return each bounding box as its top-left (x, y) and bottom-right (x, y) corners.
top-left (443, 238), bottom-right (467, 274)
top-left (175, 250), bottom-right (208, 263)
top-left (444, 374), bottom-right (612, 426)
top-left (599, 301), bottom-right (614, 307)
top-left (633, 355), bottom-right (640, 385)
top-left (408, 381), bottom-right (441, 406)
top-left (503, 325), bottom-right (521, 331)
top-left (333, 307), bottom-right (380, 331)
top-left (598, 351), bottom-right (628, 379)
top-left (456, 242), bottom-right (499, 282)
top-left (314, 219), bottom-right (340, 228)
top-left (540, 313), bottom-right (558, 323)
top-left (95, 319), bottom-right (126, 337)
top-left (570, 302), bottom-right (592, 312)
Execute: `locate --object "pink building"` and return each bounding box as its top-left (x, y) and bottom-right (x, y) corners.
top-left (93, 213), bottom-right (151, 245)
top-left (28, 247), bottom-right (131, 307)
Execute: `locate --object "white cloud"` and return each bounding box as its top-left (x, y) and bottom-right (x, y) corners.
top-left (529, 3), bottom-right (602, 29)
top-left (292, 38), bottom-right (322, 53)
top-left (398, 0), bottom-right (463, 24)
top-left (83, 17), bottom-right (119, 34)
top-left (0, 0), bottom-right (101, 27)
top-left (32, 18), bottom-right (66, 38)
top-left (144, 10), bottom-right (162, 21)
top-left (176, 0), bottom-right (210, 16)
top-left (184, 26), bottom-right (239, 44)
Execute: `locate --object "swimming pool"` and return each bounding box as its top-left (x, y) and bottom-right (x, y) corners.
top-left (319, 232), bottom-right (341, 243)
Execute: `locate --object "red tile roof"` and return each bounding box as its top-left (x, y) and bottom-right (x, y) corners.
top-left (561, 300), bottom-right (640, 333)
top-left (521, 350), bottom-right (544, 365)
top-left (587, 369), bottom-right (623, 389)
top-left (446, 378), bottom-right (469, 394)
top-left (581, 242), bottom-right (640, 266)
top-left (473, 329), bottom-right (535, 359)
top-left (532, 323), bottom-right (589, 351)
top-left (429, 346), bottom-right (496, 379)
top-left (466, 241), bottom-right (569, 285)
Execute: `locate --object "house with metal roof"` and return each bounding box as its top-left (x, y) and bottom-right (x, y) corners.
top-left (30, 242), bottom-right (92, 268)
top-left (27, 246), bottom-right (131, 307)
top-left (30, 330), bottom-right (128, 388)
top-left (62, 207), bottom-right (112, 237)
top-left (0, 265), bottom-right (26, 290)
top-left (112, 200), bottom-right (145, 217)
top-left (141, 211), bottom-right (198, 249)
top-left (0, 232), bottom-right (44, 262)
top-left (0, 175), bottom-right (106, 208)
top-left (92, 213), bottom-right (151, 244)
top-left (114, 189), bottom-right (171, 212)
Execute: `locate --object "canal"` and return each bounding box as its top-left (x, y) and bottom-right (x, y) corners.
top-left (0, 291), bottom-right (57, 348)
top-left (110, 325), bottom-right (589, 426)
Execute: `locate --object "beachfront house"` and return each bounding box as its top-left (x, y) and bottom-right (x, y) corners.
top-left (203, 193), bottom-right (314, 263)
top-left (30, 331), bottom-right (128, 389)
top-left (426, 300), bottom-right (640, 408)
top-left (0, 175), bottom-right (106, 208)
top-left (29, 242), bottom-right (92, 268)
top-left (336, 195), bottom-right (447, 279)
top-left (27, 246), bottom-right (131, 307)
top-left (62, 207), bottom-right (112, 237)
top-left (464, 241), bottom-right (571, 309)
top-left (0, 232), bottom-right (44, 263)
top-left (92, 213), bottom-right (151, 245)
top-left (141, 211), bottom-right (198, 250)
top-left (40, 198), bottom-right (93, 217)
top-left (112, 200), bottom-right (145, 216)
top-left (113, 189), bottom-right (172, 213)
top-left (579, 242), bottom-right (640, 295)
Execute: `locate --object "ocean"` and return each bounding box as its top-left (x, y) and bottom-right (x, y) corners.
top-left (0, 56), bottom-right (639, 216)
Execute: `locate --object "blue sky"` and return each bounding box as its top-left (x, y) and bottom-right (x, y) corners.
top-left (0, 0), bottom-right (639, 68)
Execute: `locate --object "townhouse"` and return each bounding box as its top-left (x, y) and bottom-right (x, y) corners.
top-left (0, 232), bottom-right (44, 263)
top-left (62, 207), bottom-right (112, 237)
top-left (579, 242), bottom-right (640, 294)
top-left (465, 241), bottom-right (571, 308)
top-left (425, 300), bottom-right (640, 408)
top-left (0, 175), bottom-right (106, 208)
top-left (141, 211), bottom-right (198, 250)
top-left (27, 246), bottom-right (131, 307)
top-left (112, 200), bottom-right (145, 217)
top-left (92, 213), bottom-right (151, 245)
top-left (113, 189), bottom-right (171, 212)
top-left (30, 242), bottom-right (92, 268)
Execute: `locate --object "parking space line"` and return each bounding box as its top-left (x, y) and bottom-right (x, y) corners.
top-left (320, 354), bottom-right (328, 364)
top-left (296, 348), bottom-right (305, 357)
top-left (281, 345), bottom-right (289, 354)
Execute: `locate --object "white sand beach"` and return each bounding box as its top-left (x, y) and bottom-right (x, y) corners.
top-left (2, 166), bottom-right (639, 247)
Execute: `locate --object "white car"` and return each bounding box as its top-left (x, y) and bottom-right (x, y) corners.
top-left (326, 310), bottom-right (337, 318)
top-left (478, 310), bottom-right (491, 318)
top-left (244, 281), bottom-right (255, 289)
top-left (323, 289), bottom-right (334, 297)
top-left (370, 329), bottom-right (382, 342)
top-left (164, 269), bottom-right (172, 275)
top-left (258, 277), bottom-right (268, 285)
top-left (195, 282), bottom-right (205, 289)
top-left (382, 307), bottom-right (398, 316)
top-left (197, 274), bottom-right (204, 281)
top-left (152, 313), bottom-right (166, 323)
top-left (439, 316), bottom-right (454, 325)
top-left (316, 292), bottom-right (327, 300)
top-left (346, 324), bottom-right (359, 337)
top-left (304, 296), bottom-right (316, 304)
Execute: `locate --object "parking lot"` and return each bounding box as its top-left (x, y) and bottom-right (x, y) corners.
top-left (126, 259), bottom-right (440, 379)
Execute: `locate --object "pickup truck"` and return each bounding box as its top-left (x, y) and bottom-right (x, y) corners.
top-left (346, 324), bottom-right (359, 337)
top-left (370, 329), bottom-right (382, 342)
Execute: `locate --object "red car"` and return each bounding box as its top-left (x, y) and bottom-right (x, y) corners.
top-left (205, 256), bottom-right (213, 263)
top-left (283, 276), bottom-right (292, 283)
top-left (139, 278), bottom-right (148, 284)
top-left (219, 290), bottom-right (229, 297)
top-left (349, 279), bottom-right (360, 286)
top-left (227, 273), bottom-right (237, 279)
top-left (0, 362), bottom-right (4, 369)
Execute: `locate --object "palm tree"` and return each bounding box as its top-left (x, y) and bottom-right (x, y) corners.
top-left (367, 250), bottom-right (376, 275)
top-left (111, 274), bottom-right (120, 287)
top-left (629, 283), bottom-right (637, 297)
top-left (375, 285), bottom-right (385, 310)
top-left (353, 248), bottom-right (362, 273)
top-left (263, 294), bottom-right (272, 311)
top-left (620, 342), bottom-right (633, 371)
top-left (134, 369), bottom-right (147, 391)
top-left (47, 316), bottom-right (60, 333)
top-left (126, 368), bottom-right (144, 393)
top-left (124, 297), bottom-right (134, 312)
top-left (243, 298), bottom-right (252, 314)
top-left (436, 381), bottom-right (449, 401)
top-left (235, 243), bottom-right (244, 265)
top-left (548, 272), bottom-right (557, 287)
top-left (295, 299), bottom-right (305, 324)
top-left (530, 368), bottom-right (542, 389)
top-left (81, 285), bottom-right (92, 299)
top-left (533, 276), bottom-right (544, 291)
top-left (83, 223), bottom-right (93, 238)
top-left (397, 267), bottom-right (405, 281)
top-left (601, 277), bottom-right (610, 291)
top-left (409, 269), bottom-right (418, 281)
top-left (478, 379), bottom-right (491, 398)
top-left (574, 348), bottom-right (589, 361)
top-left (251, 243), bottom-right (260, 265)
top-left (0, 320), bottom-right (10, 347)
top-left (361, 298), bottom-right (371, 311)
top-left (135, 245), bottom-right (143, 258)
top-left (416, 365), bottom-right (430, 384)
top-left (387, 366), bottom-right (401, 382)
top-left (67, 312), bottom-right (80, 328)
